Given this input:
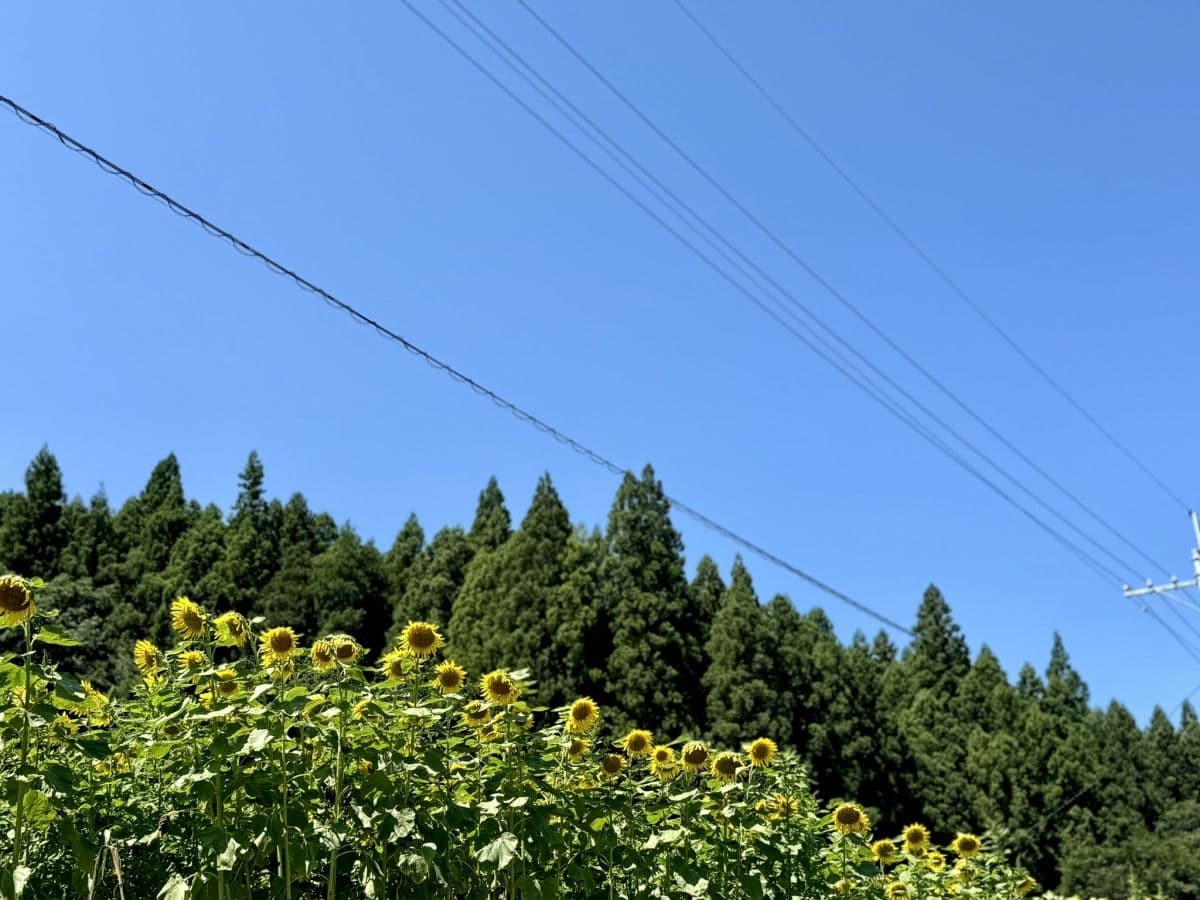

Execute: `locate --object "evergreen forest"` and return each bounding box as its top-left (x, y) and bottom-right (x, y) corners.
top-left (2, 446), bottom-right (1198, 897)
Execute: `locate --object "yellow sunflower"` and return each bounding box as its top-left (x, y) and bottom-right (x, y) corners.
top-left (215, 669), bottom-right (239, 697)
top-left (260, 626), bottom-right (298, 666)
top-left (649, 745), bottom-right (677, 780)
top-left (951, 833), bottom-right (981, 858)
top-left (170, 596), bottom-right (206, 640)
top-left (681, 741), bottom-right (710, 773)
top-left (621, 729), bottom-right (653, 758)
top-left (0, 575), bottom-right (36, 628)
top-left (331, 634), bottom-right (362, 663)
top-left (179, 649), bottom-right (205, 674)
top-left (480, 670), bottom-right (520, 705)
top-left (872, 839), bottom-right (900, 864)
top-left (711, 751), bottom-right (741, 783)
top-left (763, 794), bottom-right (800, 820)
top-left (397, 621), bottom-right (444, 659)
top-left (567, 737), bottom-right (590, 762)
top-left (747, 737), bottom-right (777, 767)
top-left (461, 702), bottom-right (492, 728)
top-left (133, 639), bottom-right (161, 675)
top-left (832, 802), bottom-right (871, 836)
top-left (565, 697), bottom-right (600, 734)
top-left (924, 849), bottom-right (945, 873)
top-left (214, 612), bottom-right (247, 647)
top-left (433, 660), bottom-right (466, 693)
top-left (902, 823), bottom-right (930, 854)
top-left (477, 723), bottom-right (500, 744)
top-left (352, 698), bottom-right (375, 720)
top-left (599, 754), bottom-right (626, 779)
top-left (310, 639), bottom-right (336, 670)
top-left (1016, 876), bottom-right (1038, 896)
top-left (885, 883), bottom-right (908, 899)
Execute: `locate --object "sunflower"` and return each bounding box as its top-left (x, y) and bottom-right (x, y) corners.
top-left (649, 745), bottom-right (677, 778)
top-left (179, 650), bottom-right (205, 675)
top-left (398, 621), bottom-right (444, 659)
top-left (352, 698), bottom-right (375, 720)
top-left (763, 794), bottom-right (800, 820)
top-left (310, 639), bottom-right (336, 670)
top-left (832, 802), bottom-right (871, 836)
top-left (621, 729), bottom-right (653, 758)
top-left (0, 575), bottom-right (36, 628)
top-left (600, 754), bottom-right (626, 779)
top-left (567, 737), bottom-right (590, 762)
top-left (433, 660), bottom-right (466, 693)
top-left (902, 823), bottom-right (930, 854)
top-left (747, 737), bottom-right (777, 767)
top-left (872, 839), bottom-right (900, 864)
top-left (461, 702), bottom-right (492, 728)
top-left (380, 650), bottom-right (412, 681)
top-left (565, 697), bottom-right (600, 734)
top-left (680, 741), bottom-right (710, 773)
top-left (133, 640), bottom-right (161, 676)
top-left (260, 627), bottom-right (298, 666)
top-left (477, 724), bottom-right (500, 744)
top-left (885, 883), bottom-right (908, 899)
top-left (1016, 876), bottom-right (1038, 896)
top-left (214, 612), bottom-right (247, 647)
top-left (170, 596), bottom-right (206, 640)
top-left (480, 670), bottom-right (520, 705)
top-left (215, 669), bottom-right (239, 697)
top-left (924, 849), bottom-right (945, 873)
top-left (951, 832), bottom-right (981, 858)
top-left (331, 634), bottom-right (362, 664)
top-left (711, 751), bottom-right (741, 783)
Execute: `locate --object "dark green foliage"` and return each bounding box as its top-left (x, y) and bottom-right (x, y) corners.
top-left (214, 452), bottom-right (281, 613)
top-left (0, 447), bottom-right (69, 576)
top-left (393, 526), bottom-right (473, 636)
top-left (385, 513), bottom-right (425, 629)
top-left (308, 526), bottom-right (389, 653)
top-left (690, 555), bottom-right (725, 647)
top-left (468, 476), bottom-right (511, 552)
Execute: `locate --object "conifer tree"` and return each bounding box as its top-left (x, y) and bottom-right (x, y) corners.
top-left (902, 584), bottom-right (970, 698)
top-left (601, 466), bottom-right (705, 736)
top-left (308, 525), bottom-right (389, 653)
top-left (689, 555), bottom-right (725, 649)
top-left (468, 477), bottom-right (511, 552)
top-left (61, 489), bottom-right (119, 583)
top-left (385, 513), bottom-right (425, 626)
top-left (257, 493), bottom-right (323, 635)
top-left (215, 452), bottom-right (281, 613)
top-left (0, 446), bottom-right (69, 576)
top-left (393, 526), bottom-right (473, 636)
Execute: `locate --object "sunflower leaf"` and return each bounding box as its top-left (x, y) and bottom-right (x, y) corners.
top-left (33, 626), bottom-right (79, 647)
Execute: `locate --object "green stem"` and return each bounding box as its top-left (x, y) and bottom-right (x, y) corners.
top-left (326, 668), bottom-right (347, 899)
top-left (11, 621), bottom-right (33, 880)
top-left (279, 715), bottom-right (293, 900)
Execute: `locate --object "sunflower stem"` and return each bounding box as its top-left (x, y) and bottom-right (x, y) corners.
top-left (326, 666), bottom-right (347, 899)
top-left (279, 711), bottom-right (293, 900)
top-left (11, 620), bottom-right (32, 880)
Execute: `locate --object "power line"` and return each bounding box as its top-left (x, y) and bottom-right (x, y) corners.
top-left (670, 0), bottom-right (1192, 515)
top-left (0, 92), bottom-right (914, 638)
top-left (512, 0), bottom-right (1171, 584)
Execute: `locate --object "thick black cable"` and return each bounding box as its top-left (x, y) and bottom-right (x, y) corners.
top-left (671, 0), bottom-right (1191, 515)
top-left (0, 92), bottom-right (914, 637)
top-left (516, 0), bottom-right (1175, 579)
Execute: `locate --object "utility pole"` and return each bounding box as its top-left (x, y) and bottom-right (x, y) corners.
top-left (1123, 512), bottom-right (1200, 606)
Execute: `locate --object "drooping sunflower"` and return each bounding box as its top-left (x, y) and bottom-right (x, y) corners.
top-left (832, 802), bottom-right (871, 836)
top-left (747, 737), bottom-right (777, 767)
top-left (214, 669), bottom-right (239, 697)
top-left (0, 575), bottom-right (36, 628)
top-left (380, 650), bottom-right (410, 682)
top-left (599, 754), bottom-right (626, 779)
top-left (567, 737), bottom-right (590, 762)
top-left (310, 639), bottom-right (336, 670)
top-left (133, 639), bottom-right (161, 676)
top-left (398, 621), bottom-right (444, 659)
top-left (214, 612), bottom-right (247, 647)
top-left (461, 702), bottom-right (492, 728)
top-left (950, 832), bottom-right (981, 858)
top-left (681, 741), bottom-right (710, 773)
top-left (170, 596), bottom-right (207, 640)
top-left (1015, 876), bottom-right (1038, 896)
top-left (565, 697), bottom-right (600, 734)
top-left (621, 729), bottom-right (653, 758)
top-left (924, 849), bottom-right (946, 873)
top-left (884, 882), bottom-right (908, 899)
top-left (480, 670), bottom-right (520, 705)
top-left (179, 649), bottom-right (205, 674)
top-left (763, 794), bottom-right (800, 820)
top-left (352, 698), bottom-right (375, 720)
top-left (260, 627), bottom-right (299, 666)
top-left (477, 723), bottom-right (501, 744)
top-left (331, 634), bottom-right (362, 664)
top-left (710, 751), bottom-right (741, 783)
top-left (902, 823), bottom-right (930, 854)
top-left (433, 660), bottom-right (466, 693)
top-left (649, 745), bottom-right (677, 779)
top-left (871, 839), bottom-right (900, 864)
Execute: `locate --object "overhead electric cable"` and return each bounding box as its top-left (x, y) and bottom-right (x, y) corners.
top-left (670, 0), bottom-right (1191, 514)
top-left (513, 0), bottom-right (1173, 580)
top-left (0, 92), bottom-right (914, 637)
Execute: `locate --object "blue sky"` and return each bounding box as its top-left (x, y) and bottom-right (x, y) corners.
top-left (3, 2), bottom-right (1198, 723)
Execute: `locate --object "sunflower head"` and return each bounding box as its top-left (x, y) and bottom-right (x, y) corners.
top-left (872, 838), bottom-right (899, 864)
top-left (885, 883), bottom-right (908, 899)
top-left (331, 634), bottom-right (362, 664)
top-left (380, 650), bottom-right (413, 682)
top-left (179, 649), bottom-right (205, 673)
top-left (832, 802), bottom-right (870, 836)
top-left (565, 697), bottom-right (600, 734)
top-left (170, 596), bottom-right (206, 640)
top-left (924, 849), bottom-right (946, 873)
top-left (600, 754), bottom-right (626, 779)
top-left (951, 833), bottom-right (981, 858)
top-left (480, 670), bottom-right (519, 705)
top-left (398, 621), bottom-right (444, 659)
top-left (259, 626), bottom-right (298, 667)
top-left (310, 639), bottom-right (336, 670)
top-left (765, 794), bottom-right (800, 820)
top-left (433, 660), bottom-right (466, 694)
top-left (0, 575), bottom-right (36, 628)
top-left (1016, 876), bottom-right (1038, 896)
top-left (621, 729), bottom-right (653, 758)
top-left (747, 737), bottom-right (777, 767)
top-left (352, 698), bottom-right (375, 720)
top-left (461, 702), bottom-right (492, 728)
top-left (681, 741), bottom-right (710, 773)
top-left (711, 751), bottom-right (741, 783)
top-left (567, 737), bottom-right (590, 762)
top-left (215, 669), bottom-right (239, 697)
top-left (649, 744), bottom-right (677, 780)
top-left (133, 639), bottom-right (161, 675)
top-left (214, 612), bottom-right (247, 647)
top-left (903, 823), bottom-right (930, 854)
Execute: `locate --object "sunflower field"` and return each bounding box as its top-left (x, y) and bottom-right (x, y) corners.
top-left (0, 575), bottom-right (1038, 898)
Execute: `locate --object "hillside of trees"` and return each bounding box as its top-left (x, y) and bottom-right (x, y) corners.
top-left (2, 446), bottom-right (1198, 896)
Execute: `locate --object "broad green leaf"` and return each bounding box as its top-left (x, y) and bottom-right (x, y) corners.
top-left (476, 832), bottom-right (519, 870)
top-left (33, 626), bottom-right (79, 647)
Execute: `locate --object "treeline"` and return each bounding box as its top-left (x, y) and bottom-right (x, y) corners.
top-left (2, 446), bottom-right (1199, 896)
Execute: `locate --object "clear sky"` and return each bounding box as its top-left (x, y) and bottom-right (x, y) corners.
top-left (3, 2), bottom-right (1198, 723)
